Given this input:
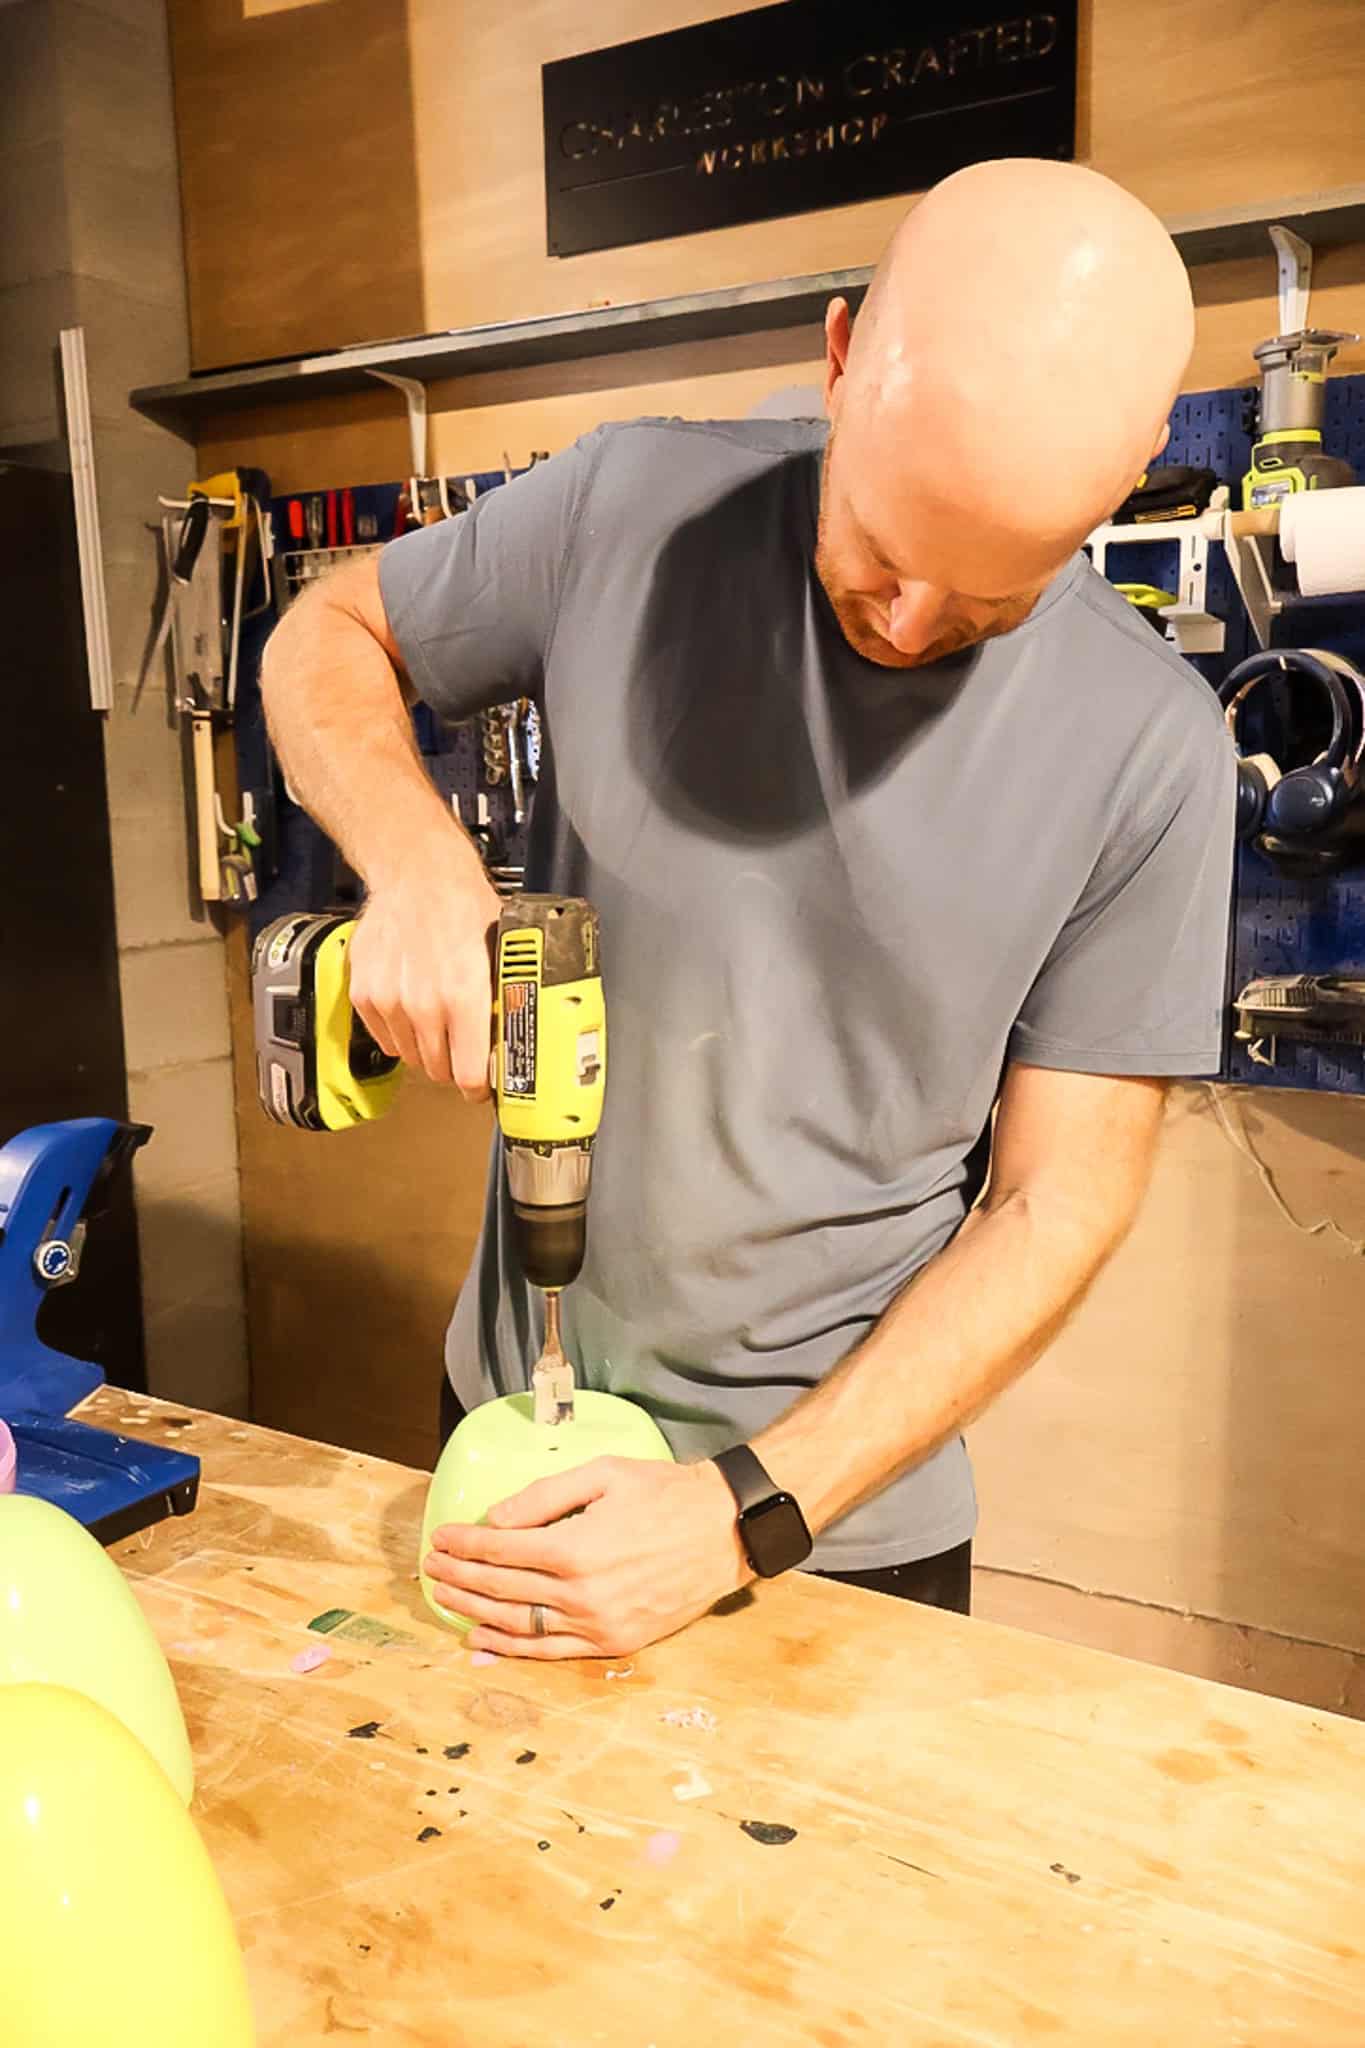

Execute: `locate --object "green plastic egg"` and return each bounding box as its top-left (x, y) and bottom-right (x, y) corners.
top-left (0, 1493), bottom-right (194, 1800)
top-left (421, 1390), bottom-right (674, 1631)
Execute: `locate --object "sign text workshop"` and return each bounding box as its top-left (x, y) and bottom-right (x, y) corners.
top-left (542, 5), bottom-right (1077, 257)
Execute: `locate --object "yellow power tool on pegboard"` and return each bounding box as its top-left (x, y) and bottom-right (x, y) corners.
top-left (1242, 225), bottom-right (1358, 510)
top-left (251, 896), bottom-right (605, 1422)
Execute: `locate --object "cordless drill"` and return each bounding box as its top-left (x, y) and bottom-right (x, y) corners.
top-left (252, 895), bottom-right (605, 1423)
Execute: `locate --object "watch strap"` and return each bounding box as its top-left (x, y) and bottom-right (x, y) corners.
top-left (713, 1442), bottom-right (779, 1515)
top-left (712, 1444), bottom-right (813, 1578)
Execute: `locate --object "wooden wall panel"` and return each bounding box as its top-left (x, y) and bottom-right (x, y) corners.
top-left (1088, 0), bottom-right (1365, 220)
top-left (171, 0), bottom-right (1365, 371)
top-left (167, 0), bottom-right (424, 367)
top-left (181, 0), bottom-right (1365, 496)
top-left (407, 0), bottom-right (1365, 334)
top-left (973, 1086), bottom-right (1365, 1657)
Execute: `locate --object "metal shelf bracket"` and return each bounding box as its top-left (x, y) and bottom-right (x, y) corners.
top-left (366, 370), bottom-right (428, 477)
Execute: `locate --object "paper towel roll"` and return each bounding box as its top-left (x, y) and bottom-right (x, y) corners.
top-left (1279, 486), bottom-right (1365, 596)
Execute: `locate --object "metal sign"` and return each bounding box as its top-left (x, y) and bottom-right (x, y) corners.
top-left (542, 2), bottom-right (1077, 259)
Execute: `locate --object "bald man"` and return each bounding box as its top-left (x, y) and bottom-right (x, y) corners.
top-left (263, 160), bottom-right (1236, 1660)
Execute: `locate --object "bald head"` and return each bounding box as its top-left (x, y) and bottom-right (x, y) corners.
top-left (817, 159), bottom-right (1194, 667)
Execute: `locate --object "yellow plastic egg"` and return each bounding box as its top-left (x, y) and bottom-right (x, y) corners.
top-left (0, 1683), bottom-right (255, 2047)
top-left (0, 1493), bottom-right (193, 1801)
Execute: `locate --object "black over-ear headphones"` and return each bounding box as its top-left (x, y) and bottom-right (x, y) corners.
top-left (1218, 650), bottom-right (1364, 845)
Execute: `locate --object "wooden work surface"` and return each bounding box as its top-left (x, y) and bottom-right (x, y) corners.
top-left (88, 1388), bottom-right (1365, 2046)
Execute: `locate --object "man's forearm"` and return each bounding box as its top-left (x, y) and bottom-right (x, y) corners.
top-left (750, 1194), bottom-right (1104, 1532)
top-left (750, 1069), bottom-right (1165, 1535)
top-left (261, 565), bottom-right (467, 891)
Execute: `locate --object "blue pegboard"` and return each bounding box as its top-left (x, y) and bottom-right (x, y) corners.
top-left (1150, 371), bottom-right (1365, 1096)
top-left (233, 472), bottom-right (536, 941)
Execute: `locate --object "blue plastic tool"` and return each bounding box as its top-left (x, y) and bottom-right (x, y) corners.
top-left (3, 1409), bottom-right (200, 1547)
top-left (0, 1118), bottom-right (201, 1544)
top-left (0, 1118), bottom-right (146, 1413)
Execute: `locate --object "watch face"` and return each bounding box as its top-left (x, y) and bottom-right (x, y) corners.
top-left (743, 1492), bottom-right (813, 1578)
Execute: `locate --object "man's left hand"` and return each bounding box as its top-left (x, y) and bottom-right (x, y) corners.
top-left (424, 1457), bottom-right (751, 1659)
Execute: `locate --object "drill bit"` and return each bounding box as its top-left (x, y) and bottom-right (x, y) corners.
top-left (531, 1290), bottom-right (575, 1426)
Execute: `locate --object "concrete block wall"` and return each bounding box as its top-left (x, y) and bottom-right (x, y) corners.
top-left (0, 0), bottom-right (248, 1413)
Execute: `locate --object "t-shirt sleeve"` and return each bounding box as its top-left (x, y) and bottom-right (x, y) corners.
top-left (1008, 708), bottom-right (1237, 1077)
top-left (376, 433), bottom-right (601, 719)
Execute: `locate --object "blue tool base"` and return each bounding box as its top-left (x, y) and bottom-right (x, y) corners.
top-left (7, 1412), bottom-right (200, 1547)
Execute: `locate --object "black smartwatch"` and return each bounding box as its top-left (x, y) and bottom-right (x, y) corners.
top-left (712, 1445), bottom-right (813, 1578)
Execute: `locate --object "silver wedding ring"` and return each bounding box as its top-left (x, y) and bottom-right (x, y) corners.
top-left (530, 1602), bottom-right (550, 1638)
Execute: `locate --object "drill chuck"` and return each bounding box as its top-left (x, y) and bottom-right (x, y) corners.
top-left (510, 1201), bottom-right (587, 1293)
top-left (504, 1140), bottom-right (592, 1291)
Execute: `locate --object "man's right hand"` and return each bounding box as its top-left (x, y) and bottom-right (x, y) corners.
top-left (347, 850), bottom-right (502, 1099)
top-left (258, 555), bottom-right (508, 1099)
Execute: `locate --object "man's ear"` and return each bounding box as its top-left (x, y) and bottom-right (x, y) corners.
top-left (824, 297), bottom-right (851, 419)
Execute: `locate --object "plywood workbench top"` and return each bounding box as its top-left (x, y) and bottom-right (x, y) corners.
top-left (85, 1387), bottom-right (1365, 2046)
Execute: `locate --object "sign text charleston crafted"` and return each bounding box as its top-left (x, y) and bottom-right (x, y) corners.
top-left (542, 3), bottom-right (1077, 258)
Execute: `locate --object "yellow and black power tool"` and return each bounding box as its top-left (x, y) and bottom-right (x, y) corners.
top-left (251, 896), bottom-right (606, 1422)
top-left (1244, 328), bottom-right (1358, 509)
top-left (1243, 226), bottom-right (1358, 510)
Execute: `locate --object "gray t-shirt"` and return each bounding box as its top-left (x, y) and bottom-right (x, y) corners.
top-left (379, 419), bottom-right (1236, 1571)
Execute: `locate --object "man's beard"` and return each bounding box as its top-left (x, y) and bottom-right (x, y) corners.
top-left (813, 436), bottom-right (1037, 668)
top-left (817, 581), bottom-right (989, 669)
